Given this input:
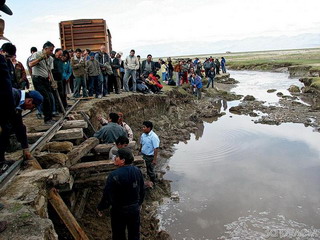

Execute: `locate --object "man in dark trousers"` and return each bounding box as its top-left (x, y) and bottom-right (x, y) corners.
top-left (109, 50), bottom-right (121, 94)
top-left (139, 121), bottom-right (160, 183)
top-left (97, 148), bottom-right (145, 240)
top-left (28, 41), bottom-right (56, 124)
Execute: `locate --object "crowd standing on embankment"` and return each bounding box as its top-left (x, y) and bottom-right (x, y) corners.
top-left (0, 36), bottom-right (228, 238)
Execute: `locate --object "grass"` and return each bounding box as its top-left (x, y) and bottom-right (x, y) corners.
top-left (167, 47), bottom-right (320, 71)
top-left (310, 77), bottom-right (320, 89)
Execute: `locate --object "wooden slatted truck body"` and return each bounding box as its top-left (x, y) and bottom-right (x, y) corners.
top-left (59, 19), bottom-right (112, 53)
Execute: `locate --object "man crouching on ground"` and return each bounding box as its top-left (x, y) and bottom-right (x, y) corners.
top-left (0, 89), bottom-right (43, 171)
top-left (97, 148), bottom-right (145, 240)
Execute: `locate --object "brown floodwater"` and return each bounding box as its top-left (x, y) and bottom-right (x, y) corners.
top-left (160, 71), bottom-right (320, 239)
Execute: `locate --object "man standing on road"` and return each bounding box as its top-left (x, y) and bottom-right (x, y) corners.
top-left (97, 148), bottom-right (145, 240)
top-left (28, 41), bottom-right (55, 124)
top-left (109, 50), bottom-right (121, 94)
top-left (71, 48), bottom-right (88, 98)
top-left (124, 49), bottom-right (139, 92)
top-left (139, 121), bottom-right (160, 184)
top-left (95, 45), bottom-right (110, 97)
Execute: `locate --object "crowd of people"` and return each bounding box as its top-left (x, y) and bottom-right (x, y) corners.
top-left (9, 42), bottom-right (228, 124)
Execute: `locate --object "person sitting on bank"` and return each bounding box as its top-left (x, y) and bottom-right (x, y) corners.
top-left (97, 148), bottom-right (145, 240)
top-left (109, 136), bottom-right (129, 160)
top-left (145, 73), bottom-right (163, 93)
top-left (94, 112), bottom-right (127, 143)
top-left (0, 89), bottom-right (43, 171)
top-left (139, 121), bottom-right (160, 183)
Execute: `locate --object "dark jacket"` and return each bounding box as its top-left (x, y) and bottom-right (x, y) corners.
top-left (52, 57), bottom-right (64, 81)
top-left (110, 57), bottom-right (121, 76)
top-left (208, 70), bottom-right (216, 79)
top-left (97, 165), bottom-right (145, 210)
top-left (93, 122), bottom-right (127, 143)
top-left (95, 51), bottom-right (110, 75)
top-left (0, 55), bottom-right (15, 124)
top-left (141, 60), bottom-right (156, 76)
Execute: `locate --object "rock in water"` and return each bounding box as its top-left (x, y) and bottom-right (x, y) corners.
top-left (288, 85), bottom-right (300, 93)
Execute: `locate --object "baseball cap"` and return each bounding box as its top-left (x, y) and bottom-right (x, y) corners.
top-left (26, 90), bottom-right (43, 106)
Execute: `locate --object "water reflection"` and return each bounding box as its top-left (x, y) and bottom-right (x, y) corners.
top-left (160, 71), bottom-right (320, 239)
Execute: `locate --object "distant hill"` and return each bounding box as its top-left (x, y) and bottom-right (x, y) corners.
top-left (132, 33), bottom-right (320, 57)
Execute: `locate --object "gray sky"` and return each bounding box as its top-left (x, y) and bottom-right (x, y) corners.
top-left (2, 0), bottom-right (320, 63)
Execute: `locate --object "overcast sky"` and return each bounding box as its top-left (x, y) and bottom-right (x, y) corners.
top-left (2, 0), bottom-right (320, 63)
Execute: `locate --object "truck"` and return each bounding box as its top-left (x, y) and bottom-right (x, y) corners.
top-left (59, 19), bottom-right (112, 53)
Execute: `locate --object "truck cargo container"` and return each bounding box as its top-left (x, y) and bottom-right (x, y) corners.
top-left (59, 19), bottom-right (112, 53)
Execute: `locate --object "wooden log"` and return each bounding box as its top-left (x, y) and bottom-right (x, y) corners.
top-left (35, 152), bottom-right (68, 168)
top-left (66, 137), bottom-right (99, 167)
top-left (70, 156), bottom-right (145, 174)
top-left (33, 120), bottom-right (88, 132)
top-left (48, 188), bottom-right (89, 240)
top-left (41, 141), bottom-right (74, 153)
top-left (62, 120), bottom-right (88, 130)
top-left (73, 188), bottom-right (91, 219)
top-left (93, 141), bottom-right (137, 154)
top-left (27, 128), bottom-right (84, 144)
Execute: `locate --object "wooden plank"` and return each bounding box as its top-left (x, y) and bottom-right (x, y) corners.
top-left (28, 128), bottom-right (84, 144)
top-left (34, 120), bottom-right (88, 132)
top-left (66, 137), bottom-right (99, 166)
top-left (62, 120), bottom-right (88, 130)
top-left (48, 188), bottom-right (89, 240)
top-left (70, 156), bottom-right (145, 174)
top-left (73, 188), bottom-right (91, 219)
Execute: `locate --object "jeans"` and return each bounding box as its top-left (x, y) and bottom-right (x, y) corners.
top-left (88, 75), bottom-right (101, 97)
top-left (207, 77), bottom-right (214, 88)
top-left (174, 72), bottom-right (180, 86)
top-left (100, 74), bottom-right (109, 96)
top-left (221, 65), bottom-right (226, 73)
top-left (162, 72), bottom-right (167, 81)
top-left (73, 76), bottom-right (88, 98)
top-left (124, 69), bottom-right (137, 92)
